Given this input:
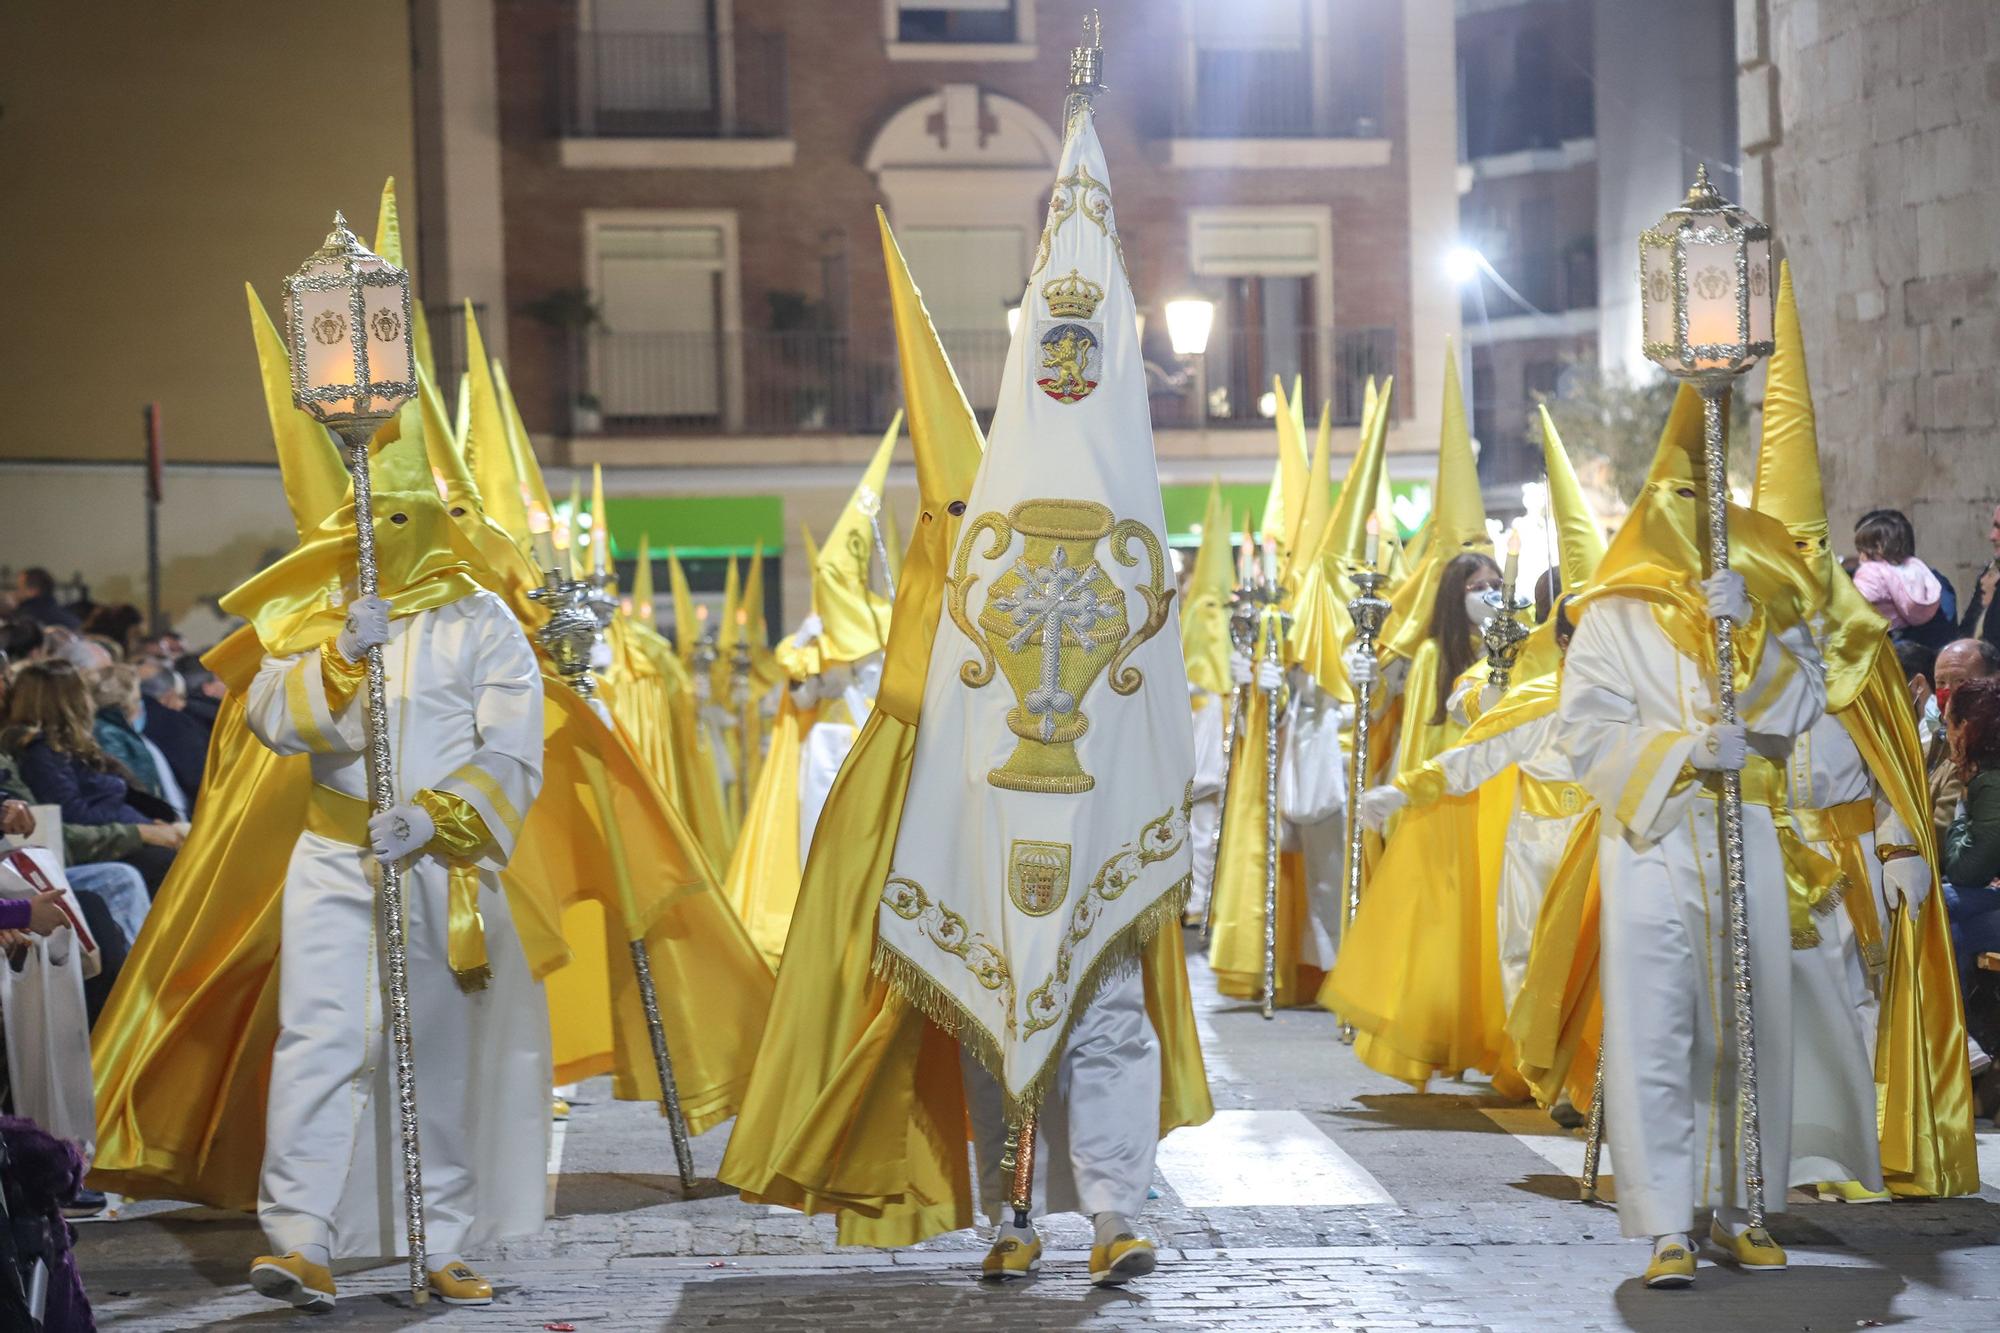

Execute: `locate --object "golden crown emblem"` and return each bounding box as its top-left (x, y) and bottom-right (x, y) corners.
top-left (1041, 268), bottom-right (1105, 321)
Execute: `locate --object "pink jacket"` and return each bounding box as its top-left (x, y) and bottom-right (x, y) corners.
top-left (1853, 556), bottom-right (1941, 629)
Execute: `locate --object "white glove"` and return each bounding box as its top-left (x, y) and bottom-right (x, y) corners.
top-left (1358, 785), bottom-right (1407, 833)
top-left (589, 639), bottom-right (614, 671)
top-left (1256, 659), bottom-right (1284, 694)
top-left (1344, 646), bottom-right (1379, 689)
top-left (795, 613), bottom-right (824, 645)
top-left (1477, 681), bottom-right (1504, 715)
top-left (1230, 650), bottom-right (1254, 688)
top-left (790, 677), bottom-right (819, 709)
top-left (1882, 854), bottom-right (1933, 915)
top-left (368, 802), bottom-right (435, 864)
top-left (1687, 721), bottom-right (1747, 773)
top-left (1702, 571), bottom-right (1751, 624)
top-left (336, 596), bottom-right (392, 662)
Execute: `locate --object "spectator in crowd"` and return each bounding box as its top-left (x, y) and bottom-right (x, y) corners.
top-left (134, 631), bottom-right (187, 662)
top-left (174, 654), bottom-right (225, 729)
top-left (1853, 509), bottom-right (1955, 651)
top-left (82, 602), bottom-right (144, 654)
top-left (1957, 503), bottom-right (2000, 652)
top-left (90, 664), bottom-right (190, 822)
top-left (133, 662), bottom-right (209, 805)
top-left (1, 617), bottom-right (44, 665)
top-left (1896, 639), bottom-right (1940, 748)
top-left (2, 660), bottom-right (181, 894)
top-left (0, 796), bottom-right (134, 1028)
top-left (1941, 678), bottom-right (2000, 1011)
top-left (0, 766), bottom-right (152, 952)
top-left (11, 568), bottom-right (80, 630)
top-left (1930, 639), bottom-right (2000, 847)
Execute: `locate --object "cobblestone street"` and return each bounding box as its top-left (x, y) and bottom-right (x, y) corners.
top-left (85, 937), bottom-right (2000, 1331)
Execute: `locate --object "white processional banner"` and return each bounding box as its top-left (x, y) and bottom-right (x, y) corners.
top-left (875, 104), bottom-right (1196, 1109)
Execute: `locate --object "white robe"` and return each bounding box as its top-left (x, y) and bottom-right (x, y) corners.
top-left (244, 590), bottom-right (552, 1261)
top-left (1278, 677), bottom-right (1350, 971)
top-left (1783, 713), bottom-right (1910, 1076)
top-left (960, 963), bottom-right (1159, 1223)
top-left (797, 658), bottom-right (879, 865)
top-left (1420, 710), bottom-right (1586, 1006)
top-left (1560, 594), bottom-right (1880, 1239)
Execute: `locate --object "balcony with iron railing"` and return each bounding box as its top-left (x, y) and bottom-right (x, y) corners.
top-left (554, 30), bottom-right (788, 140)
top-left (1170, 38), bottom-right (1387, 142)
top-left (562, 325), bottom-right (1396, 439)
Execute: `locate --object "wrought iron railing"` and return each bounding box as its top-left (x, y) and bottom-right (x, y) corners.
top-left (1170, 40), bottom-right (1386, 139)
top-left (569, 325), bottom-right (1396, 436)
top-left (554, 30), bottom-right (788, 139)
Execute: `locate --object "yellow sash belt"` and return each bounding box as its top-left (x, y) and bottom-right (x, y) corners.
top-left (1793, 797), bottom-right (1889, 979)
top-left (306, 783), bottom-right (491, 992)
top-left (1695, 757), bottom-right (1844, 950)
top-left (1517, 776), bottom-right (1589, 820)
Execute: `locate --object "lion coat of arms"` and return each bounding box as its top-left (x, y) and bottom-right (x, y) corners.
top-left (1034, 268), bottom-right (1105, 405)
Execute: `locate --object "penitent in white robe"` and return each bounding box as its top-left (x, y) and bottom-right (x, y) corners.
top-left (1417, 710), bottom-right (1587, 1006)
top-left (796, 658), bottom-right (880, 865)
top-left (1559, 594), bottom-right (1880, 1239)
top-left (1279, 677), bottom-right (1350, 972)
top-left (244, 590), bottom-right (551, 1262)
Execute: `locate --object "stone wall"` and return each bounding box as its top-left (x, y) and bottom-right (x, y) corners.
top-left (1738, 0), bottom-right (2000, 586)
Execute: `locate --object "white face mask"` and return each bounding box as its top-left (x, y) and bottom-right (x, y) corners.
top-left (1464, 589), bottom-right (1500, 630)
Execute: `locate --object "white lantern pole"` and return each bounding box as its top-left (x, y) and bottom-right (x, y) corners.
top-left (1638, 165), bottom-right (1777, 1229)
top-left (282, 213), bottom-right (429, 1303)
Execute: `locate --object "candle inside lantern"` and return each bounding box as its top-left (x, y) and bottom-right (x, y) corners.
top-left (1364, 514), bottom-right (1380, 569)
top-left (527, 506), bottom-right (559, 573)
top-left (1502, 528), bottom-right (1521, 601)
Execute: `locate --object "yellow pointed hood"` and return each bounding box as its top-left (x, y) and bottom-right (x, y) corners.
top-left (1286, 401), bottom-right (1335, 582)
top-left (1536, 404), bottom-right (1605, 593)
top-left (461, 306), bottom-right (532, 545)
top-left (814, 411), bottom-right (900, 663)
top-left (1431, 340), bottom-right (1489, 554)
top-left (874, 205), bottom-right (986, 718)
top-left (1181, 479), bottom-right (1235, 696)
top-left (1751, 260), bottom-right (1887, 710)
top-left (247, 284), bottom-right (348, 541)
top-left (669, 550), bottom-right (699, 659)
top-left (590, 463), bottom-right (611, 578)
top-left (371, 177), bottom-right (436, 387)
top-left (1380, 347), bottom-right (1493, 660)
top-left (496, 360), bottom-right (557, 524)
top-left (420, 364), bottom-right (544, 615)
top-left (1323, 375), bottom-right (1393, 569)
top-left (1262, 377), bottom-right (1310, 557)
top-left (718, 556), bottom-right (743, 659)
top-left (632, 531), bottom-right (657, 625)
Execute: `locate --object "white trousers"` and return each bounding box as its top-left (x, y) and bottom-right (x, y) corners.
top-left (260, 831), bottom-right (552, 1260)
top-left (961, 963), bottom-right (1159, 1224)
top-left (1186, 795), bottom-right (1219, 918)
top-left (1496, 809), bottom-right (1582, 1007)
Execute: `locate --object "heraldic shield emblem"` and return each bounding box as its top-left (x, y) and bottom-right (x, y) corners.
top-left (1035, 268), bottom-right (1105, 404)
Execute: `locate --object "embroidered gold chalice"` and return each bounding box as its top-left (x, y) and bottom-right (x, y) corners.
top-left (950, 498), bottom-right (1172, 793)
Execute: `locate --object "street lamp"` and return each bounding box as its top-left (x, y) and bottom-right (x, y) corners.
top-left (1636, 161), bottom-right (1776, 1231)
top-left (281, 211), bottom-right (429, 1304)
top-left (1006, 303), bottom-right (1023, 338)
top-left (1165, 296), bottom-right (1215, 432)
top-left (1445, 244), bottom-right (1483, 285)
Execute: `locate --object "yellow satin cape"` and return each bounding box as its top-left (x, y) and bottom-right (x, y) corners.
top-left (1206, 666), bottom-right (1318, 1007)
top-left (722, 692), bottom-right (811, 969)
top-left (1836, 648), bottom-right (1978, 1197)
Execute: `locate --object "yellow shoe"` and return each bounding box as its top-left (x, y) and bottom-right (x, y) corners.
top-left (1708, 1218), bottom-right (1787, 1271)
top-left (980, 1231), bottom-right (1042, 1281)
top-left (1089, 1234), bottom-right (1157, 1287)
top-left (428, 1261), bottom-right (495, 1306)
top-left (1642, 1242), bottom-right (1695, 1289)
top-left (552, 1097), bottom-right (571, 1121)
top-left (249, 1252), bottom-right (336, 1311)
top-left (1816, 1180), bottom-right (1891, 1204)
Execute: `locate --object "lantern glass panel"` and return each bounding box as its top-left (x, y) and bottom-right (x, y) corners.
top-left (291, 265), bottom-right (361, 422)
top-left (1640, 240), bottom-right (1676, 352)
top-left (1680, 233), bottom-right (1742, 370)
top-left (360, 278), bottom-right (411, 416)
top-left (1745, 235), bottom-right (1774, 347)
